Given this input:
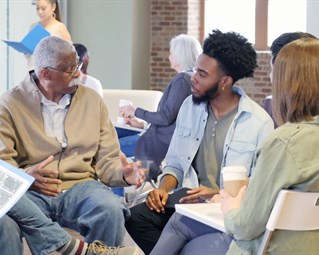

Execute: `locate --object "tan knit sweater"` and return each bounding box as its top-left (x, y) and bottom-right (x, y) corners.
top-left (0, 74), bottom-right (127, 190)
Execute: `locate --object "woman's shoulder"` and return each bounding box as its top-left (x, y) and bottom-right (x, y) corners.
top-left (48, 21), bottom-right (72, 41)
top-left (169, 72), bottom-right (193, 86)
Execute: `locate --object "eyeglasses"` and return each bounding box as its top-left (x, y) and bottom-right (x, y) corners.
top-left (46, 61), bottom-right (82, 76)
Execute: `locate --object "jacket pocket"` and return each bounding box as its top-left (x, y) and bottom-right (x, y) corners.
top-left (176, 126), bottom-right (191, 137)
top-left (228, 141), bottom-right (256, 153)
top-left (225, 141), bottom-right (257, 175)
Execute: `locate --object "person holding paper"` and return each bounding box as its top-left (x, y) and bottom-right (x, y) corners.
top-left (0, 36), bottom-right (145, 252)
top-left (35, 0), bottom-right (71, 41)
top-left (119, 34), bottom-right (202, 162)
top-left (27, 0), bottom-right (72, 70)
top-left (150, 32), bottom-right (319, 255)
top-left (125, 30), bottom-right (274, 255)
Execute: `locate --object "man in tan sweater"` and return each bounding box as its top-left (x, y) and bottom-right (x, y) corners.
top-left (0, 36), bottom-right (144, 252)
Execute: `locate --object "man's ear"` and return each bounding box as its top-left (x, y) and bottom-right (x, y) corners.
top-left (40, 68), bottom-right (51, 80)
top-left (221, 76), bottom-right (233, 87)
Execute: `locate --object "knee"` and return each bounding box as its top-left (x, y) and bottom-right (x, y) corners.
top-left (93, 194), bottom-right (129, 220)
top-left (0, 216), bottom-right (21, 241)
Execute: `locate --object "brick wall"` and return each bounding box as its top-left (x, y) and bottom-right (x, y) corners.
top-left (237, 52), bottom-right (272, 106)
top-left (150, 0), bottom-right (200, 90)
top-left (150, 0), bottom-right (272, 106)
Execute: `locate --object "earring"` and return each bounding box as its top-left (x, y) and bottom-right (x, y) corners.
top-left (222, 86), bottom-right (225, 91)
top-left (52, 12), bottom-right (56, 19)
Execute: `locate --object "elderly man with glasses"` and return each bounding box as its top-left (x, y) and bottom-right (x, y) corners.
top-left (0, 36), bottom-right (144, 254)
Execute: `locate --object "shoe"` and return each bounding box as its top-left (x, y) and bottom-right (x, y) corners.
top-left (86, 240), bottom-right (141, 255)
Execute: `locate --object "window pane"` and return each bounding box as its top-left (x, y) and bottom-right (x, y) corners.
top-left (268, 0), bottom-right (307, 46)
top-left (204, 0), bottom-right (255, 43)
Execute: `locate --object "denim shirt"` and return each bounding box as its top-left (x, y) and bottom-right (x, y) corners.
top-left (162, 86), bottom-right (274, 189)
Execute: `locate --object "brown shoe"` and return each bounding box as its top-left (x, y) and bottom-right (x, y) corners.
top-left (86, 240), bottom-right (141, 255)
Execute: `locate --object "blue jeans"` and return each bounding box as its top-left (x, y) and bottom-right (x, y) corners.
top-left (150, 212), bottom-right (232, 255)
top-left (0, 194), bottom-right (70, 255)
top-left (26, 180), bottom-right (130, 246)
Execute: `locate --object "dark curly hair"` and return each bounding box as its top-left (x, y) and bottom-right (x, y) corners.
top-left (203, 29), bottom-right (257, 83)
top-left (270, 32), bottom-right (317, 64)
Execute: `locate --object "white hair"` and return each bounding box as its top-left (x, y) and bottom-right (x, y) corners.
top-left (33, 36), bottom-right (77, 76)
top-left (169, 34), bottom-right (202, 71)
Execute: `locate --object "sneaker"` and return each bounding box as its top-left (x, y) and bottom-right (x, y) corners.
top-left (86, 240), bottom-right (141, 255)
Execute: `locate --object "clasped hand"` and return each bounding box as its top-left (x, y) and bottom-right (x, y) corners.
top-left (146, 186), bottom-right (219, 214)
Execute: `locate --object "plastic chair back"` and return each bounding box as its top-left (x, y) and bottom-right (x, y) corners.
top-left (257, 190), bottom-right (319, 255)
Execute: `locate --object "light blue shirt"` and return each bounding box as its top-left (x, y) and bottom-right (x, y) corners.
top-left (162, 86), bottom-right (274, 189)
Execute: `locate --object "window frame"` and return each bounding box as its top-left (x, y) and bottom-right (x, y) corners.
top-left (201, 0), bottom-right (269, 50)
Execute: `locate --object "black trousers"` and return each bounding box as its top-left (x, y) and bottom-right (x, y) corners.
top-left (125, 202), bottom-right (175, 255)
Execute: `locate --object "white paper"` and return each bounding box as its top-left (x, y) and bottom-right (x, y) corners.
top-left (175, 203), bottom-right (225, 232)
top-left (0, 160), bottom-right (34, 218)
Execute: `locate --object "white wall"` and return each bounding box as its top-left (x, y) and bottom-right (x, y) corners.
top-left (307, 0), bottom-right (319, 38)
top-left (2, 0), bottom-right (318, 93)
top-left (1, 0), bottom-right (38, 93)
top-left (67, 0), bottom-right (150, 90)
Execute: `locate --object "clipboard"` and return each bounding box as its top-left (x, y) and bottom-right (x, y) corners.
top-left (3, 24), bottom-right (50, 55)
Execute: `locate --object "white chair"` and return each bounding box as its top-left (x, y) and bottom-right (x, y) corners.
top-left (257, 189), bottom-right (319, 255)
top-left (102, 89), bottom-right (163, 123)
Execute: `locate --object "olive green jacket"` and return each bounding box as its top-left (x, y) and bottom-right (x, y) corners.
top-left (225, 117), bottom-right (319, 255)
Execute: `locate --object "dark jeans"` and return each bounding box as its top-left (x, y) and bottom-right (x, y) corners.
top-left (125, 202), bottom-right (175, 255)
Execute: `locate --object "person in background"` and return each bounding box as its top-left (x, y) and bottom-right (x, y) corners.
top-left (125, 30), bottom-right (274, 255)
top-left (119, 34), bottom-right (202, 163)
top-left (1, 194), bottom-right (139, 255)
top-left (221, 36), bottom-right (319, 255)
top-left (0, 36), bottom-right (144, 253)
top-left (74, 43), bottom-right (103, 98)
top-left (150, 31), bottom-right (319, 255)
top-left (27, 0), bottom-right (72, 70)
top-left (263, 31), bottom-right (317, 128)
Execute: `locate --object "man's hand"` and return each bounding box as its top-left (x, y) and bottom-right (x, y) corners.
top-left (179, 186), bottom-right (219, 203)
top-left (146, 189), bottom-right (169, 214)
top-left (120, 152), bottom-right (145, 188)
top-left (26, 155), bottom-right (62, 197)
top-left (220, 186), bottom-right (247, 214)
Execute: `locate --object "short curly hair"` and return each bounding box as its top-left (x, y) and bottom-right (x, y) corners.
top-left (203, 29), bottom-right (257, 83)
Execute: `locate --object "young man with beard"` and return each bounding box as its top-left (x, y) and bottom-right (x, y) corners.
top-left (125, 30), bottom-right (274, 254)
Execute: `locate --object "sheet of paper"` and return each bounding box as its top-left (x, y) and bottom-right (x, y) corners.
top-left (175, 202), bottom-right (226, 232)
top-left (3, 24), bottom-right (50, 54)
top-left (0, 160), bottom-right (34, 218)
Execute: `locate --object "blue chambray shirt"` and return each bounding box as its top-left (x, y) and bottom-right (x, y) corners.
top-left (161, 86), bottom-right (274, 189)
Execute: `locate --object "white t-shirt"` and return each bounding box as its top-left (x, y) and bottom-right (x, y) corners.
top-left (81, 73), bottom-right (103, 98)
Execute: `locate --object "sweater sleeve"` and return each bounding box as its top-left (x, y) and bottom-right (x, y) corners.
top-left (93, 99), bottom-right (127, 187)
top-left (134, 73), bottom-right (192, 126)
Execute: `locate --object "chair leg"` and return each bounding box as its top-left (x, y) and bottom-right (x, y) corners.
top-left (257, 229), bottom-right (273, 255)
top-left (150, 180), bottom-right (158, 189)
top-left (130, 181), bottom-right (147, 207)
